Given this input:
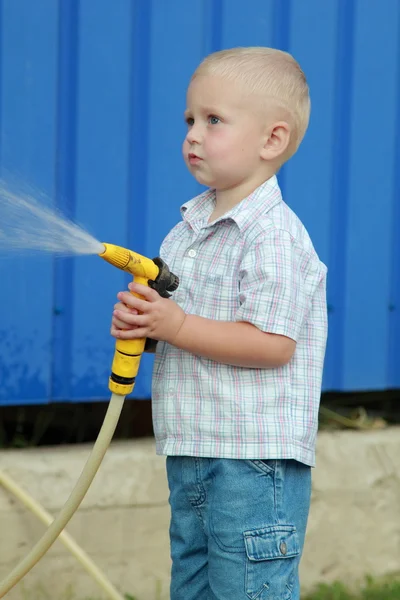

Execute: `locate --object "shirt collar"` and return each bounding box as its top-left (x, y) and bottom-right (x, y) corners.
top-left (180, 175), bottom-right (282, 233)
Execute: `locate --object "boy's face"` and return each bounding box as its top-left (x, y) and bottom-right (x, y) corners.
top-left (183, 75), bottom-right (270, 190)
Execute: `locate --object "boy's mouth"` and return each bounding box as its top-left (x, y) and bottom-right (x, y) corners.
top-left (188, 153), bottom-right (202, 165)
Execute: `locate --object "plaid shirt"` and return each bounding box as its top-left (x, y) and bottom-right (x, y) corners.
top-left (152, 176), bottom-right (327, 466)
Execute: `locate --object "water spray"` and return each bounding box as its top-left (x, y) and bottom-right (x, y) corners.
top-left (0, 243), bottom-right (179, 599)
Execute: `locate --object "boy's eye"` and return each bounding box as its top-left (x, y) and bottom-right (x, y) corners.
top-left (208, 115), bottom-right (221, 125)
top-left (186, 117), bottom-right (194, 127)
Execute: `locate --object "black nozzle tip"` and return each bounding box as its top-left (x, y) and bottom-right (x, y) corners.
top-left (168, 276), bottom-right (179, 292)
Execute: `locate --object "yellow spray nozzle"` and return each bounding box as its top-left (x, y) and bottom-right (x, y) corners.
top-left (99, 242), bottom-right (159, 281)
top-left (98, 243), bottom-right (131, 270)
top-left (98, 242), bottom-right (179, 396)
top-left (99, 242), bottom-right (179, 298)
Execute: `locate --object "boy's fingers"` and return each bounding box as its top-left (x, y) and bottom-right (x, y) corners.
top-left (117, 292), bottom-right (150, 313)
top-left (113, 326), bottom-right (148, 340)
top-left (112, 316), bottom-right (134, 330)
top-left (113, 311), bottom-right (148, 327)
top-left (128, 282), bottom-right (159, 301)
top-left (114, 301), bottom-right (138, 315)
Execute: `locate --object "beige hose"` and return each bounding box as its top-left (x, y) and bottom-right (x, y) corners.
top-left (0, 392), bottom-right (125, 599)
top-left (0, 469), bottom-right (124, 600)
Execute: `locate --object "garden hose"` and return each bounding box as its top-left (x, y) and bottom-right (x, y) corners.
top-left (0, 243), bottom-right (179, 598)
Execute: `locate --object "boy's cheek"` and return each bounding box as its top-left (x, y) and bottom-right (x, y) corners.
top-left (206, 138), bottom-right (231, 159)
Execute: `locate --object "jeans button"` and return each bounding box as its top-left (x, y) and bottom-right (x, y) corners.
top-left (280, 541), bottom-right (287, 555)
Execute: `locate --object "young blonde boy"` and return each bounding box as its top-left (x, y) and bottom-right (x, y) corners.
top-left (112, 47), bottom-right (327, 600)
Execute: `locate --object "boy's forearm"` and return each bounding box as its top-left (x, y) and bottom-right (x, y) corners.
top-left (172, 314), bottom-right (295, 368)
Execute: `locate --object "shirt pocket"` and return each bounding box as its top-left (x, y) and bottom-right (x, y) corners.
top-left (193, 265), bottom-right (238, 321)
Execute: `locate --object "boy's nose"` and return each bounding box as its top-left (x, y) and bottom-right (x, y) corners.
top-left (186, 125), bottom-right (202, 145)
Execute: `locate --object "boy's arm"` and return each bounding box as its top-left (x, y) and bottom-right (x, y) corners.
top-left (173, 317), bottom-right (295, 368)
top-left (113, 230), bottom-right (319, 368)
top-left (173, 229), bottom-right (313, 368)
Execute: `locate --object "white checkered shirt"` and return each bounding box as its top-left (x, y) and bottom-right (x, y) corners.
top-left (152, 176), bottom-right (327, 466)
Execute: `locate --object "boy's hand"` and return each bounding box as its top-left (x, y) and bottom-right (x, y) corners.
top-left (110, 282), bottom-right (186, 344)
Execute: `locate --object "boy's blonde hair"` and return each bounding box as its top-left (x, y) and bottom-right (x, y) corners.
top-left (193, 47), bottom-right (310, 157)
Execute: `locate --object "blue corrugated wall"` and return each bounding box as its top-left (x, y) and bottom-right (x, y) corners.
top-left (0, 0), bottom-right (399, 405)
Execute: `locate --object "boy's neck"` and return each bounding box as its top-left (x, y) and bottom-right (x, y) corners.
top-left (211, 170), bottom-right (277, 222)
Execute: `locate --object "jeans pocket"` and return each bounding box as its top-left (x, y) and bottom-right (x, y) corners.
top-left (244, 524), bottom-right (300, 600)
top-left (247, 459), bottom-right (277, 475)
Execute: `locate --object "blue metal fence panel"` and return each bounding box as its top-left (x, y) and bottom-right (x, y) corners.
top-left (0, 0), bottom-right (58, 404)
top-left (0, 0), bottom-right (399, 405)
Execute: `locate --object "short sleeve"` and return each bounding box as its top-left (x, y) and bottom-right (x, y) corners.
top-left (235, 229), bottom-right (313, 341)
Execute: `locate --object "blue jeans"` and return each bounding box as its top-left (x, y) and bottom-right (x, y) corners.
top-left (166, 457), bottom-right (311, 600)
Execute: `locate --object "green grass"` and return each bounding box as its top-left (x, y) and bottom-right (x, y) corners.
top-left (18, 577), bottom-right (400, 600)
top-left (303, 577), bottom-right (400, 600)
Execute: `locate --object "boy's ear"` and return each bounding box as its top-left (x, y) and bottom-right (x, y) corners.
top-left (261, 121), bottom-right (291, 161)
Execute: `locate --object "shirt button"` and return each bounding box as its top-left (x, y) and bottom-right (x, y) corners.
top-left (187, 249), bottom-right (197, 258)
top-left (168, 387), bottom-right (175, 395)
top-left (280, 541), bottom-right (287, 555)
